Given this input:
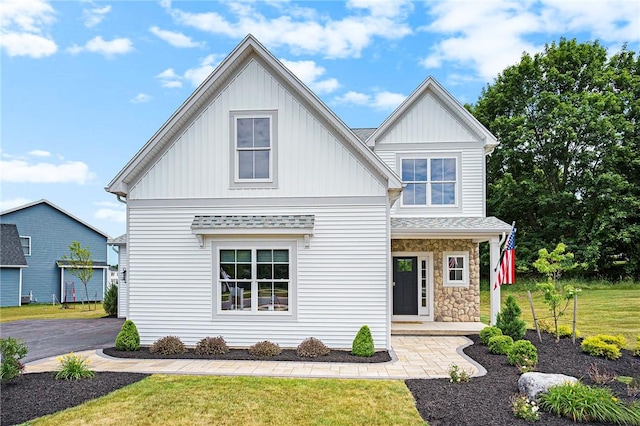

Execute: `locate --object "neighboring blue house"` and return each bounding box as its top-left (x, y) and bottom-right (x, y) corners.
top-left (1, 223), bottom-right (28, 307)
top-left (0, 200), bottom-right (109, 306)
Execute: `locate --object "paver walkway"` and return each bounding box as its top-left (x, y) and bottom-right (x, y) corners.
top-left (25, 336), bottom-right (486, 379)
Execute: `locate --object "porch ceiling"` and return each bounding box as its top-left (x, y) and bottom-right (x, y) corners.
top-left (391, 216), bottom-right (511, 240)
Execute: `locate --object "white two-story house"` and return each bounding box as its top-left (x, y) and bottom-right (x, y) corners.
top-left (106, 35), bottom-right (510, 350)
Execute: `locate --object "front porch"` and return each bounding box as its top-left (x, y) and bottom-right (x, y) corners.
top-left (391, 321), bottom-right (485, 336)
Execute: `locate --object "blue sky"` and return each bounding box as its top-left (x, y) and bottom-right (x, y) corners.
top-left (2, 0), bottom-right (639, 250)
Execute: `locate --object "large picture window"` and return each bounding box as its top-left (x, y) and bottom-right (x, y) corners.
top-left (219, 247), bottom-right (290, 314)
top-left (401, 157), bottom-right (457, 206)
top-left (230, 111), bottom-right (278, 188)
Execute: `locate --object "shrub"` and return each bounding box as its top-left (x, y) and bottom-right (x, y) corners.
top-left (115, 320), bottom-right (140, 351)
top-left (634, 334), bottom-right (640, 357)
top-left (511, 394), bottom-right (540, 422)
top-left (150, 336), bottom-right (186, 355)
top-left (539, 382), bottom-right (640, 425)
top-left (0, 337), bottom-right (28, 382)
top-left (581, 334), bottom-right (626, 360)
top-left (496, 295), bottom-right (526, 340)
top-left (296, 337), bottom-right (330, 358)
top-left (587, 363), bottom-right (616, 385)
top-left (479, 326), bottom-right (503, 345)
top-left (556, 325), bottom-right (580, 339)
top-left (248, 341), bottom-right (282, 357)
top-left (488, 335), bottom-right (514, 355)
top-left (195, 336), bottom-right (229, 355)
top-left (537, 319), bottom-right (554, 334)
top-left (55, 352), bottom-right (94, 380)
top-left (103, 283), bottom-right (118, 316)
top-left (507, 340), bottom-right (538, 369)
top-left (448, 364), bottom-right (470, 383)
top-left (352, 325), bottom-right (375, 357)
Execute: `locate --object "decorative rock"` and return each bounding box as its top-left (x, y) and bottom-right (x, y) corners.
top-left (518, 372), bottom-right (578, 400)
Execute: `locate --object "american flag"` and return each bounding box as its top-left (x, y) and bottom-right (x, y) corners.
top-left (494, 226), bottom-right (516, 289)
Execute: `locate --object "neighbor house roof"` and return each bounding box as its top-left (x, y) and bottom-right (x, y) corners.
top-left (364, 76), bottom-right (499, 154)
top-left (0, 200), bottom-right (110, 239)
top-left (391, 216), bottom-right (511, 238)
top-left (0, 224), bottom-right (28, 267)
top-left (106, 34), bottom-right (402, 197)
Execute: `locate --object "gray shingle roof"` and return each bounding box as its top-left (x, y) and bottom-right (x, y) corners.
top-left (391, 216), bottom-right (511, 233)
top-left (351, 128), bottom-right (377, 143)
top-left (107, 234), bottom-right (126, 245)
top-left (192, 215), bottom-right (315, 230)
top-left (0, 224), bottom-right (27, 266)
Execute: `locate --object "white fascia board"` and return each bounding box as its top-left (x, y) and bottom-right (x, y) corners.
top-left (0, 265), bottom-right (28, 268)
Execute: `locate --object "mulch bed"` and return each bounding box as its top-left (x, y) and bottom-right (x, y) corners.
top-left (3, 331), bottom-right (638, 426)
top-left (102, 347), bottom-right (392, 363)
top-left (406, 330), bottom-right (640, 426)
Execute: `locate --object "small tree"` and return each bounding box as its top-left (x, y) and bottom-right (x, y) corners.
top-left (62, 241), bottom-right (94, 310)
top-left (534, 243), bottom-right (581, 341)
top-left (495, 295), bottom-right (526, 340)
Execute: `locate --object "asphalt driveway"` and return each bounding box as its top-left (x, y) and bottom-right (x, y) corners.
top-left (0, 318), bottom-right (124, 362)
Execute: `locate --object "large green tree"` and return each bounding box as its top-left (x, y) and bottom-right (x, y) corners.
top-left (471, 39), bottom-right (639, 278)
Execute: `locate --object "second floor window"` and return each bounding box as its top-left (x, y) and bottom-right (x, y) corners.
top-left (20, 236), bottom-right (31, 256)
top-left (401, 158), bottom-right (457, 206)
top-left (236, 117), bottom-right (271, 181)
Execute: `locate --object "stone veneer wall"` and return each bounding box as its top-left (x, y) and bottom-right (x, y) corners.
top-left (391, 239), bottom-right (480, 322)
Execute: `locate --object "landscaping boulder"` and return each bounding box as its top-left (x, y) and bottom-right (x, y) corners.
top-left (518, 372), bottom-right (578, 400)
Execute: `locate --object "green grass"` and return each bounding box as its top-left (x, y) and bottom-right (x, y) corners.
top-left (31, 375), bottom-right (427, 426)
top-left (0, 303), bottom-right (106, 322)
top-left (481, 282), bottom-right (640, 349)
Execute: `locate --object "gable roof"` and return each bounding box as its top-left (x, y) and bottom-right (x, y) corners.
top-left (0, 224), bottom-right (28, 267)
top-left (364, 76), bottom-right (499, 153)
top-left (106, 34), bottom-right (402, 196)
top-left (0, 199), bottom-right (110, 239)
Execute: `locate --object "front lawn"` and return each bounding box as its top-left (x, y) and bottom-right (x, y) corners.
top-left (26, 375), bottom-right (425, 426)
top-left (0, 303), bottom-right (106, 322)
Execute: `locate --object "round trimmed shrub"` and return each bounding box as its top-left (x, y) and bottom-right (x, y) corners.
top-left (581, 335), bottom-right (625, 360)
top-left (115, 320), bottom-right (140, 351)
top-left (150, 336), bottom-right (186, 355)
top-left (634, 334), bottom-right (640, 357)
top-left (479, 326), bottom-right (503, 345)
top-left (557, 325), bottom-right (580, 339)
top-left (352, 325), bottom-right (375, 357)
top-left (296, 337), bottom-right (330, 358)
top-left (195, 336), bottom-right (229, 355)
top-left (496, 295), bottom-right (526, 340)
top-left (248, 341), bottom-right (282, 357)
top-left (507, 340), bottom-right (538, 368)
top-left (103, 283), bottom-right (118, 316)
top-left (488, 335), bottom-right (514, 355)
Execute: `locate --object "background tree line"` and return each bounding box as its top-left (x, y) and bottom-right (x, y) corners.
top-left (470, 39), bottom-right (639, 279)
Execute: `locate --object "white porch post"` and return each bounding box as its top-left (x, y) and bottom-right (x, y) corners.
top-left (489, 236), bottom-right (501, 325)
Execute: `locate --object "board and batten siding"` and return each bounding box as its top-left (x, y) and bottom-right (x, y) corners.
top-left (126, 201), bottom-right (389, 349)
top-left (129, 58), bottom-right (385, 200)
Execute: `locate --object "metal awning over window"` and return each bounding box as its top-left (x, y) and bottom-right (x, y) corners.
top-left (191, 215), bottom-right (315, 247)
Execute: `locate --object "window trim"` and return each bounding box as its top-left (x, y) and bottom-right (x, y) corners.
top-left (442, 251), bottom-right (469, 287)
top-left (229, 110), bottom-right (278, 189)
top-left (396, 153), bottom-right (461, 210)
top-left (212, 240), bottom-right (297, 320)
top-left (19, 236), bottom-right (31, 256)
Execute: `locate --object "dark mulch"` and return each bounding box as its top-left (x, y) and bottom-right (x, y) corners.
top-left (102, 346), bottom-right (391, 363)
top-left (406, 330), bottom-right (640, 426)
top-left (1, 372), bottom-right (149, 426)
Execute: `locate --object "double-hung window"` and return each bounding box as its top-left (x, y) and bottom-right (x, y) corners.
top-left (401, 157), bottom-right (457, 206)
top-left (19, 236), bottom-right (31, 256)
top-left (443, 251), bottom-right (469, 287)
top-left (230, 111), bottom-right (278, 187)
top-left (219, 247), bottom-right (290, 314)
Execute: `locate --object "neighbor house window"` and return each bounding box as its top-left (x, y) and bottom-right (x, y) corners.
top-left (401, 157), bottom-right (457, 206)
top-left (230, 111), bottom-right (278, 188)
top-left (19, 236), bottom-right (31, 256)
top-left (443, 251), bottom-right (469, 287)
top-left (219, 247), bottom-right (290, 314)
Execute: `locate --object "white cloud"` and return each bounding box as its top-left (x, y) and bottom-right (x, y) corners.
top-left (420, 0), bottom-right (640, 83)
top-left (28, 149), bottom-right (51, 157)
top-left (94, 208), bottom-right (126, 223)
top-left (165, 0), bottom-right (413, 58)
top-left (279, 59), bottom-right (340, 94)
top-left (130, 93), bottom-right (152, 103)
top-left (149, 26), bottom-right (203, 48)
top-left (82, 4), bottom-right (111, 28)
top-left (183, 54), bottom-right (221, 87)
top-left (0, 0), bottom-right (57, 58)
top-left (335, 90), bottom-right (406, 110)
top-left (68, 36), bottom-right (133, 58)
top-left (0, 154), bottom-right (95, 184)
top-left (0, 197), bottom-right (32, 212)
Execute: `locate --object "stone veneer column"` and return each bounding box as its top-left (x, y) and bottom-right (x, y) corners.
top-left (391, 239), bottom-right (480, 322)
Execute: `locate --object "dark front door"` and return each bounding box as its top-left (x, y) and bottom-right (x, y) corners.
top-left (393, 257), bottom-right (418, 315)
